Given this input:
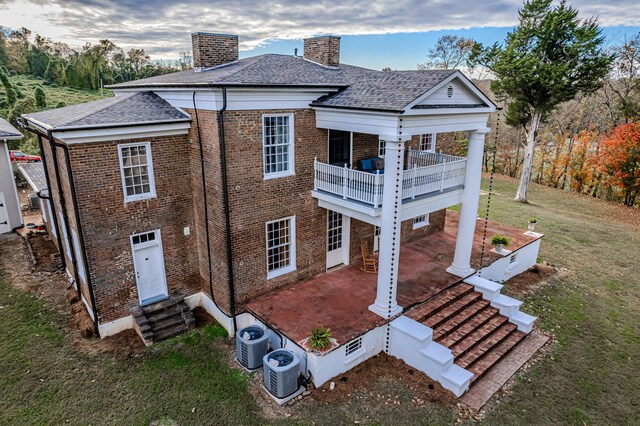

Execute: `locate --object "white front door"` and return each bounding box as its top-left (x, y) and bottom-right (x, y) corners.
top-left (0, 192), bottom-right (10, 234)
top-left (131, 230), bottom-right (168, 305)
top-left (326, 210), bottom-right (350, 269)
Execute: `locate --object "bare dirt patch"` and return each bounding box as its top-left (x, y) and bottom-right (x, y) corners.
top-left (502, 263), bottom-right (559, 297)
top-left (26, 233), bottom-right (59, 272)
top-left (314, 353), bottom-right (458, 408)
top-left (192, 306), bottom-right (216, 327)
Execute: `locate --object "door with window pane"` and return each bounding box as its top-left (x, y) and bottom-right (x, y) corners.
top-left (328, 130), bottom-right (351, 167)
top-left (326, 210), bottom-right (350, 269)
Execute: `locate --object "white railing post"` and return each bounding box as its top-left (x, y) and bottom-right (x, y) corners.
top-left (411, 164), bottom-right (417, 199)
top-left (440, 160), bottom-right (447, 192)
top-left (342, 163), bottom-right (348, 199)
top-left (374, 170), bottom-right (381, 208)
top-left (313, 157), bottom-right (318, 191)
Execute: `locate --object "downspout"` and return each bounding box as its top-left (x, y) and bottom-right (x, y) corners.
top-left (36, 134), bottom-right (65, 270)
top-left (50, 135), bottom-right (100, 335)
top-left (217, 86), bottom-right (238, 332)
top-left (192, 92), bottom-right (216, 304)
top-left (47, 130), bottom-right (80, 299)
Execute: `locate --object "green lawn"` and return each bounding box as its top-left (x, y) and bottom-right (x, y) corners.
top-left (1, 175), bottom-right (639, 425)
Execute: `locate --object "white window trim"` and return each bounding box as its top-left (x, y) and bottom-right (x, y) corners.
top-left (378, 140), bottom-right (386, 158)
top-left (58, 210), bottom-right (71, 260)
top-left (265, 215), bottom-right (297, 280)
top-left (419, 133), bottom-right (437, 152)
top-left (262, 113), bottom-right (295, 180)
top-left (117, 141), bottom-right (156, 203)
top-left (413, 213), bottom-right (430, 229)
top-left (71, 228), bottom-right (86, 284)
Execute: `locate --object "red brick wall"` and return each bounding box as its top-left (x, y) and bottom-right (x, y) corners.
top-left (192, 33), bottom-right (238, 68)
top-left (68, 135), bottom-right (200, 323)
top-left (303, 36), bottom-right (340, 67)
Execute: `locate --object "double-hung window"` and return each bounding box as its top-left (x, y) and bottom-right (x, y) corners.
top-left (118, 142), bottom-right (156, 202)
top-left (266, 216), bottom-right (296, 279)
top-left (263, 114), bottom-right (294, 179)
top-left (419, 134), bottom-right (436, 152)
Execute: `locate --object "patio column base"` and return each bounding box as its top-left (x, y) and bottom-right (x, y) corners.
top-left (368, 302), bottom-right (403, 319)
top-left (446, 265), bottom-right (476, 278)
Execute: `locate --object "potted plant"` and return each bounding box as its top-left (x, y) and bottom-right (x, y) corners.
top-left (308, 326), bottom-right (332, 351)
top-left (491, 234), bottom-right (510, 254)
top-left (527, 217), bottom-right (537, 232)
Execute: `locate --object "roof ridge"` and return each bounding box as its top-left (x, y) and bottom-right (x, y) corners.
top-left (217, 54), bottom-right (273, 83)
top-left (65, 92), bottom-right (137, 125)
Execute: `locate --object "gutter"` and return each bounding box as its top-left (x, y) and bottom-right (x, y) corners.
top-left (217, 86), bottom-right (238, 333)
top-left (50, 136), bottom-right (100, 336)
top-left (192, 92), bottom-right (217, 308)
top-left (36, 134), bottom-right (64, 264)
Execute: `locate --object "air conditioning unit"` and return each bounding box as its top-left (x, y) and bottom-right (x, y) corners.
top-left (263, 349), bottom-right (300, 399)
top-left (235, 326), bottom-right (269, 370)
top-left (28, 194), bottom-right (40, 210)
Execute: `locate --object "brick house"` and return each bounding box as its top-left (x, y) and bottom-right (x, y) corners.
top-left (20, 32), bottom-right (543, 398)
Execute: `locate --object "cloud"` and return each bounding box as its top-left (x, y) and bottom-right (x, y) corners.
top-left (2, 0), bottom-right (639, 58)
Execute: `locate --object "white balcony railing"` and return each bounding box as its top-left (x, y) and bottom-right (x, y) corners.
top-left (314, 154), bottom-right (467, 208)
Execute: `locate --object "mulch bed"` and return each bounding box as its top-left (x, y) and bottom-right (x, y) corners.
top-left (26, 232), bottom-right (59, 272)
top-left (192, 306), bottom-right (216, 327)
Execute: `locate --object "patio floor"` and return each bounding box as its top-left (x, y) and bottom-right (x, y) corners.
top-left (246, 211), bottom-right (540, 347)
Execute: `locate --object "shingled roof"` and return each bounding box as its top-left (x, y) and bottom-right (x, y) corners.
top-left (0, 117), bottom-right (23, 139)
top-left (23, 92), bottom-right (191, 130)
top-left (107, 54), bottom-right (463, 113)
top-left (18, 162), bottom-right (47, 192)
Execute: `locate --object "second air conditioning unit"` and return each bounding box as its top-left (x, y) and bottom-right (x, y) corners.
top-left (263, 349), bottom-right (300, 399)
top-left (236, 325), bottom-right (269, 370)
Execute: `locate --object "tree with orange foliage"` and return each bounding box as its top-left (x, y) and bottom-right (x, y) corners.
top-left (569, 130), bottom-right (598, 193)
top-left (598, 122), bottom-right (640, 206)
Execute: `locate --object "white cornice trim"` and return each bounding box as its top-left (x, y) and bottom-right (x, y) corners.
top-left (53, 122), bottom-right (191, 144)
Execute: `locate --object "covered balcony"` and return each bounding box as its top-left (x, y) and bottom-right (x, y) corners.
top-left (312, 150), bottom-right (468, 223)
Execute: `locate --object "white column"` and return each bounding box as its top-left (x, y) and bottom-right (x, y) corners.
top-left (369, 136), bottom-right (408, 319)
top-left (447, 128), bottom-right (490, 277)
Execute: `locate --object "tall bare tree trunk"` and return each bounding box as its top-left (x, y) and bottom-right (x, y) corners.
top-left (515, 110), bottom-right (542, 202)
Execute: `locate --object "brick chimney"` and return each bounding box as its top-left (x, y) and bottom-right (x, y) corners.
top-left (191, 32), bottom-right (239, 69)
top-left (303, 36), bottom-right (341, 67)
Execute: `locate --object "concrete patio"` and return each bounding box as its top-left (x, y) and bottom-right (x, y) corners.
top-left (246, 211), bottom-right (541, 348)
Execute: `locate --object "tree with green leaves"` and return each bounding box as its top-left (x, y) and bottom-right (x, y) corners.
top-left (418, 35), bottom-right (475, 70)
top-left (469, 0), bottom-right (614, 202)
top-left (0, 67), bottom-right (17, 108)
top-left (34, 85), bottom-right (46, 108)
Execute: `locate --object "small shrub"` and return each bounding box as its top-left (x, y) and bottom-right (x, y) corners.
top-left (308, 326), bottom-right (332, 350)
top-left (491, 234), bottom-right (509, 246)
top-left (528, 217), bottom-right (537, 223)
top-left (56, 101), bottom-right (66, 108)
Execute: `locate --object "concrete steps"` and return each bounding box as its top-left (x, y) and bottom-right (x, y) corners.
top-left (131, 295), bottom-right (195, 345)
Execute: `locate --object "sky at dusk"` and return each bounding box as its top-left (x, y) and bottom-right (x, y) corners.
top-left (0, 0), bottom-right (638, 70)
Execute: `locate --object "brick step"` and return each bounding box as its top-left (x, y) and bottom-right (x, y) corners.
top-left (467, 330), bottom-right (527, 383)
top-left (438, 305), bottom-right (500, 348)
top-left (450, 315), bottom-right (508, 358)
top-left (151, 316), bottom-right (188, 333)
top-left (456, 322), bottom-right (518, 368)
top-left (433, 299), bottom-right (491, 342)
top-left (424, 291), bottom-right (483, 330)
top-left (141, 295), bottom-right (184, 315)
top-left (408, 284), bottom-right (475, 322)
top-left (147, 306), bottom-right (182, 324)
top-left (154, 323), bottom-right (189, 342)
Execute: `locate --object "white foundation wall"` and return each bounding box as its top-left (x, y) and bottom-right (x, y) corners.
top-left (478, 237), bottom-right (541, 282)
top-left (306, 326), bottom-right (386, 387)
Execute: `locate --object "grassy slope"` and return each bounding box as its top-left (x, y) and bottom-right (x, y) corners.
top-left (2, 74), bottom-right (108, 110)
top-left (0, 175), bottom-right (638, 425)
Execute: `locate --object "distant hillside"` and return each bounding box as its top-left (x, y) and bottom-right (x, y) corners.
top-left (0, 74), bottom-right (111, 153)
